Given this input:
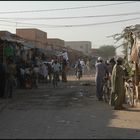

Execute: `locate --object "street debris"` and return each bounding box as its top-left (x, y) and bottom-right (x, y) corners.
top-left (81, 83), bottom-right (91, 86)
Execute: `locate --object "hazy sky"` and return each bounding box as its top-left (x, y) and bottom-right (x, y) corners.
top-left (0, 1), bottom-right (140, 55)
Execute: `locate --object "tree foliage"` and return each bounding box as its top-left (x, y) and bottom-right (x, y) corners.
top-left (113, 26), bottom-right (134, 56)
top-left (98, 45), bottom-right (116, 59)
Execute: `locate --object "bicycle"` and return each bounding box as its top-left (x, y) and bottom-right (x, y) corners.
top-left (102, 77), bottom-right (111, 103)
top-left (75, 69), bottom-right (82, 80)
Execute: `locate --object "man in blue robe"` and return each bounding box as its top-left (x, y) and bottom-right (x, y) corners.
top-left (95, 57), bottom-right (108, 101)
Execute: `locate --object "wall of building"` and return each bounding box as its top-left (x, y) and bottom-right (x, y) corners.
top-left (47, 38), bottom-right (65, 48)
top-left (16, 29), bottom-right (36, 41)
top-left (16, 28), bottom-right (47, 49)
top-left (65, 41), bottom-right (92, 56)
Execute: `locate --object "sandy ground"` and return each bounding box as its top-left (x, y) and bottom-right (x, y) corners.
top-left (0, 75), bottom-right (140, 139)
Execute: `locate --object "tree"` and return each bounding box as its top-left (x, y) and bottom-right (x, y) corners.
top-left (98, 45), bottom-right (116, 59)
top-left (112, 27), bottom-right (134, 57)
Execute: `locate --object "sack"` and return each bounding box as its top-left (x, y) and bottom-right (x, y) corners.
top-left (130, 44), bottom-right (138, 62)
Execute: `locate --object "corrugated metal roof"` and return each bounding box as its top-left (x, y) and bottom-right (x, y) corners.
top-left (22, 41), bottom-right (35, 49)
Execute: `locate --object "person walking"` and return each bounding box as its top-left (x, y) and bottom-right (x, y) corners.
top-left (95, 57), bottom-right (108, 101)
top-left (61, 58), bottom-right (68, 82)
top-left (40, 63), bottom-right (48, 83)
top-left (80, 59), bottom-right (85, 75)
top-left (46, 62), bottom-right (53, 83)
top-left (19, 65), bottom-right (25, 89)
top-left (75, 60), bottom-right (83, 80)
top-left (32, 64), bottom-right (39, 88)
top-left (110, 57), bottom-right (125, 110)
top-left (52, 60), bottom-right (61, 81)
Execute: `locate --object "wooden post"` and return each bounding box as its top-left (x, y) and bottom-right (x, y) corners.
top-left (135, 63), bottom-right (139, 85)
top-left (134, 63), bottom-right (140, 100)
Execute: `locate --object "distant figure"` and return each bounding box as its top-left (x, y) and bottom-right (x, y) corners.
top-left (105, 60), bottom-right (112, 76)
top-left (61, 58), bottom-right (67, 82)
top-left (52, 60), bottom-right (61, 81)
top-left (32, 64), bottom-right (39, 88)
top-left (86, 60), bottom-right (90, 74)
top-left (40, 63), bottom-right (48, 83)
top-left (80, 59), bottom-right (85, 75)
top-left (25, 66), bottom-right (32, 88)
top-left (19, 65), bottom-right (25, 88)
top-left (75, 60), bottom-right (83, 79)
top-left (46, 62), bottom-right (53, 83)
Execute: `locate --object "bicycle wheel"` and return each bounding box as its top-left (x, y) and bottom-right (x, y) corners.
top-left (76, 71), bottom-right (80, 80)
top-left (103, 84), bottom-right (109, 103)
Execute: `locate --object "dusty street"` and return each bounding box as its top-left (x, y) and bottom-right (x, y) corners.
top-left (0, 75), bottom-right (140, 139)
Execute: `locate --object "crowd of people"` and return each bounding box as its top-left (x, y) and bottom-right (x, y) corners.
top-left (0, 53), bottom-right (129, 111)
top-left (95, 56), bottom-right (127, 110)
top-left (0, 56), bottom-right (68, 99)
top-left (0, 55), bottom-right (93, 99)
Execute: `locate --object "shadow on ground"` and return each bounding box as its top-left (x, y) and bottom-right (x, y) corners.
top-left (0, 75), bottom-right (140, 139)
